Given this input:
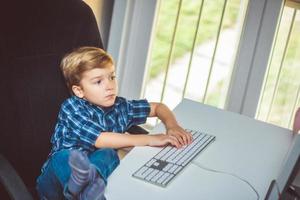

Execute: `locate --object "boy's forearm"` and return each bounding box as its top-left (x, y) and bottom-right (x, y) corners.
top-left (95, 132), bottom-right (151, 149)
top-left (151, 103), bottom-right (179, 129)
top-left (149, 103), bottom-right (192, 147)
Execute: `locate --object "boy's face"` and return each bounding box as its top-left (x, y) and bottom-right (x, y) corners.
top-left (72, 64), bottom-right (118, 108)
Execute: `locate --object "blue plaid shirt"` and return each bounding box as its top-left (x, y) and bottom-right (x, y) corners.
top-left (42, 96), bottom-right (150, 172)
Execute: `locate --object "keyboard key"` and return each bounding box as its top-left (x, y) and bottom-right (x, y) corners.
top-left (168, 164), bottom-right (179, 174)
top-left (151, 171), bottom-right (165, 182)
top-left (157, 172), bottom-right (171, 184)
top-left (163, 163), bottom-right (174, 172)
top-left (146, 159), bottom-right (157, 167)
top-left (155, 146), bottom-right (172, 160)
top-left (174, 166), bottom-right (182, 174)
top-left (160, 148), bottom-right (177, 161)
top-left (162, 174), bottom-right (174, 186)
top-left (133, 166), bottom-right (149, 179)
top-left (143, 168), bottom-right (154, 177)
top-left (145, 169), bottom-right (160, 181)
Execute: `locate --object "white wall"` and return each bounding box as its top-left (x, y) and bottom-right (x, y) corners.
top-left (83, 0), bottom-right (114, 49)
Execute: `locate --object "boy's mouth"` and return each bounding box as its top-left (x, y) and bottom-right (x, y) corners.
top-left (105, 94), bottom-right (115, 99)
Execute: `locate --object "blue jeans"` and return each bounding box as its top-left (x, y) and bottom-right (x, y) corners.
top-left (36, 148), bottom-right (120, 200)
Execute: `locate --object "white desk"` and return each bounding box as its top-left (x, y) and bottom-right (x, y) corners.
top-left (106, 99), bottom-right (300, 200)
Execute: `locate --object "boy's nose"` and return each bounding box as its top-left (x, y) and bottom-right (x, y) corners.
top-left (105, 80), bottom-right (115, 90)
top-left (106, 85), bottom-right (114, 91)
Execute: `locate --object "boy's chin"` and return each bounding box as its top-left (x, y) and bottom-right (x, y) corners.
top-left (99, 98), bottom-right (116, 108)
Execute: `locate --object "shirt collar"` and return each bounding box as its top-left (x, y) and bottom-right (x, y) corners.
top-left (72, 95), bottom-right (119, 114)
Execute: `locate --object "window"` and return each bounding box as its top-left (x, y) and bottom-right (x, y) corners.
top-left (109, 0), bottom-right (292, 130)
top-left (142, 0), bottom-right (248, 126)
top-left (256, 0), bottom-right (300, 128)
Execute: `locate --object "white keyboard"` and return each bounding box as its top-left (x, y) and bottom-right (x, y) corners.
top-left (132, 129), bottom-right (215, 187)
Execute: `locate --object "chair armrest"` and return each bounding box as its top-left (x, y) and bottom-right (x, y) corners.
top-left (0, 154), bottom-right (33, 200)
top-left (126, 125), bottom-right (149, 135)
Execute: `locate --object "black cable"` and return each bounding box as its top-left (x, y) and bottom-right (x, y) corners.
top-left (191, 161), bottom-right (260, 200)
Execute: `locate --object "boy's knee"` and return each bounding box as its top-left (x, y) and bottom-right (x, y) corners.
top-left (49, 150), bottom-right (72, 185)
top-left (51, 149), bottom-right (70, 164)
top-left (89, 148), bottom-right (120, 181)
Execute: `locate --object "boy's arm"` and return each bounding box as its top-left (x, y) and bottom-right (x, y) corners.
top-left (95, 132), bottom-right (181, 149)
top-left (149, 102), bottom-right (193, 147)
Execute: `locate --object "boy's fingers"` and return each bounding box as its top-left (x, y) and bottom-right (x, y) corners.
top-left (187, 132), bottom-right (193, 144)
top-left (174, 134), bottom-right (185, 146)
top-left (185, 131), bottom-right (192, 144)
top-left (168, 135), bottom-right (180, 148)
top-left (181, 134), bottom-right (188, 146)
top-left (181, 130), bottom-right (192, 144)
top-left (175, 131), bottom-right (187, 145)
top-left (176, 131), bottom-right (191, 146)
top-left (167, 129), bottom-right (193, 147)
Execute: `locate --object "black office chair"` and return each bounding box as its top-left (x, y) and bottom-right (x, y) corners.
top-left (0, 155), bottom-right (34, 200)
top-left (0, 1), bottom-right (148, 199)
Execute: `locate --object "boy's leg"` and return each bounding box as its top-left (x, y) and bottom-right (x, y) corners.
top-left (79, 170), bottom-right (106, 200)
top-left (36, 148), bottom-right (119, 199)
top-left (75, 148), bottom-right (119, 200)
top-left (67, 150), bottom-right (96, 196)
top-left (89, 148), bottom-right (120, 182)
top-left (68, 149), bottom-right (110, 200)
top-left (36, 150), bottom-right (71, 200)
top-left (36, 149), bottom-right (105, 200)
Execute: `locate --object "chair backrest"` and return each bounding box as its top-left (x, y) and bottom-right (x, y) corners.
top-left (0, 0), bottom-right (103, 195)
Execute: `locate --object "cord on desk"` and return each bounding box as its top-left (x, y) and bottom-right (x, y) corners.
top-left (191, 161), bottom-right (260, 200)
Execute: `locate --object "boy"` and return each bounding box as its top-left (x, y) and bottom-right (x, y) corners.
top-left (36, 47), bottom-right (192, 199)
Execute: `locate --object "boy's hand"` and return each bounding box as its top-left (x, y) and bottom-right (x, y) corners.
top-left (148, 134), bottom-right (181, 148)
top-left (293, 107), bottom-right (300, 134)
top-left (166, 125), bottom-right (193, 147)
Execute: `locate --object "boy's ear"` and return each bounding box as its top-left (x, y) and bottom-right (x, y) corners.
top-left (72, 85), bottom-right (84, 98)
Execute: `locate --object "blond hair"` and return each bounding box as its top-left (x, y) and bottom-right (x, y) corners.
top-left (60, 46), bottom-right (114, 93)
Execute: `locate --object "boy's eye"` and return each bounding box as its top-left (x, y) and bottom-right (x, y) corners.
top-left (110, 75), bottom-right (116, 80)
top-left (95, 80), bottom-right (102, 84)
